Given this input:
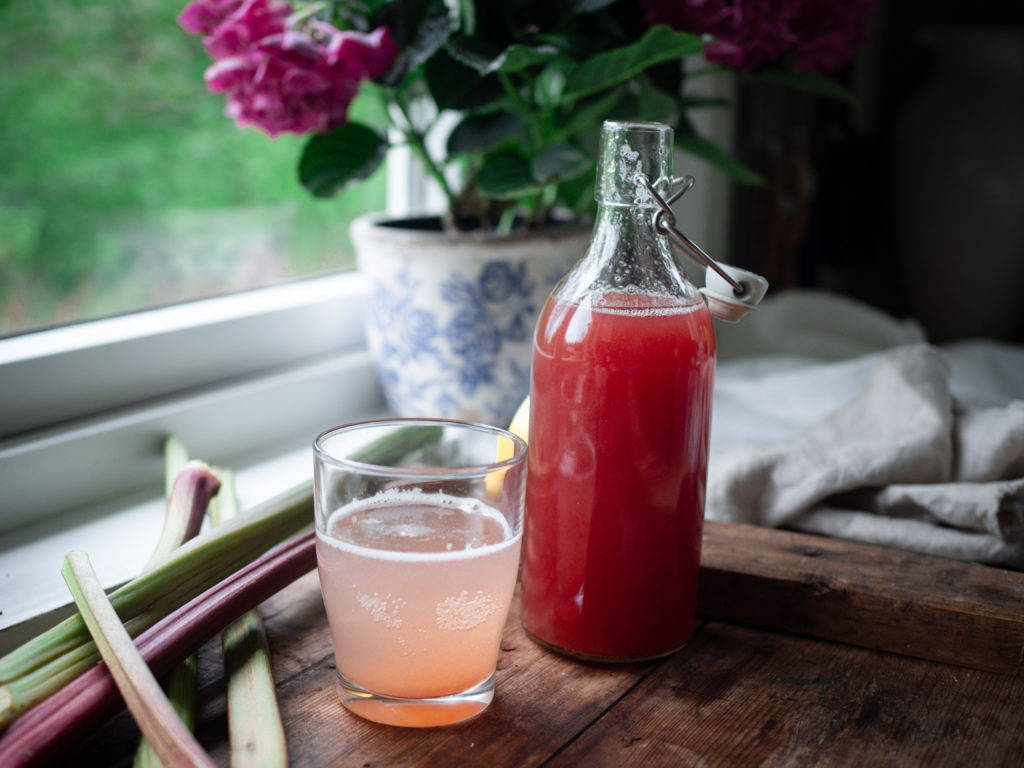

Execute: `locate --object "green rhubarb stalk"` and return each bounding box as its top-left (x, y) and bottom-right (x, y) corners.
top-left (164, 436), bottom-right (190, 499)
top-left (0, 482), bottom-right (312, 729)
top-left (135, 440), bottom-right (210, 768)
top-left (211, 470), bottom-right (288, 768)
top-left (0, 424), bottom-right (441, 731)
top-left (62, 551), bottom-right (216, 768)
top-left (0, 458), bottom-right (220, 729)
top-left (134, 656), bottom-right (198, 768)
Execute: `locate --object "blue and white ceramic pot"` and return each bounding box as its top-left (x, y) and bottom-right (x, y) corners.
top-left (351, 213), bottom-right (590, 426)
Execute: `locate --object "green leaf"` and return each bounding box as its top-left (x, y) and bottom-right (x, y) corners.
top-left (675, 131), bottom-right (765, 187)
top-left (477, 148), bottom-right (539, 198)
top-left (646, 59), bottom-right (684, 98)
top-left (486, 44), bottom-right (562, 74)
top-left (753, 69), bottom-right (856, 103)
top-left (299, 123), bottom-right (387, 198)
top-left (635, 76), bottom-right (678, 122)
top-left (347, 82), bottom-right (391, 133)
top-left (557, 169), bottom-right (596, 214)
top-left (447, 111), bottom-right (524, 155)
top-left (446, 40), bottom-right (561, 75)
top-left (532, 144), bottom-right (591, 185)
top-left (563, 25), bottom-right (703, 100)
top-left (425, 48), bottom-right (504, 110)
top-left (556, 86), bottom-right (626, 140)
top-left (445, 37), bottom-right (502, 73)
top-left (376, 0), bottom-right (458, 87)
top-left (534, 60), bottom-right (569, 108)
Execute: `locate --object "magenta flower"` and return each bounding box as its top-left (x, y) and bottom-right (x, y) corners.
top-left (640, 0), bottom-right (876, 73)
top-left (178, 0), bottom-right (396, 136)
top-left (178, 0), bottom-right (252, 36)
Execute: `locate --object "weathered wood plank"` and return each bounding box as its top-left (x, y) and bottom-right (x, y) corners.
top-left (547, 621), bottom-right (1024, 768)
top-left (698, 521), bottom-right (1024, 677)
top-left (63, 571), bottom-right (663, 767)
top-left (244, 574), bottom-right (662, 768)
top-left (65, 522), bottom-right (1024, 766)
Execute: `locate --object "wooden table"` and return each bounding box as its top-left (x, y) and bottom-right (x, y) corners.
top-left (71, 523), bottom-right (1024, 767)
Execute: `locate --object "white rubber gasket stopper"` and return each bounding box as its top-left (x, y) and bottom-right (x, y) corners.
top-left (699, 263), bottom-right (769, 323)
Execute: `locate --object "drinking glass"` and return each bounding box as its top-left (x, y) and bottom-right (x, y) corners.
top-left (313, 418), bottom-right (527, 727)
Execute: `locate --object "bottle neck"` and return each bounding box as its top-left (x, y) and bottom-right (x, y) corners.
top-left (555, 202), bottom-right (699, 307)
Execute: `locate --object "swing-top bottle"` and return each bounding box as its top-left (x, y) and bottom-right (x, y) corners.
top-left (522, 121), bottom-right (716, 660)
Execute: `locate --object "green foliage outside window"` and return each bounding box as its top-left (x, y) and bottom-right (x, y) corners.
top-left (0, 0), bottom-right (384, 336)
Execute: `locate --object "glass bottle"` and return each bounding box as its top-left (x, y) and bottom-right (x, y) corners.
top-left (521, 121), bottom-right (716, 661)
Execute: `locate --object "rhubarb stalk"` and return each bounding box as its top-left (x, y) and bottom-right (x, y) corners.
top-left (164, 436), bottom-right (190, 498)
top-left (135, 441), bottom-right (216, 768)
top-left (146, 446), bottom-right (214, 571)
top-left (0, 532), bottom-right (315, 768)
top-left (61, 550), bottom-right (216, 768)
top-left (211, 470), bottom-right (288, 768)
top-left (0, 459), bottom-right (220, 728)
top-left (0, 424), bottom-right (441, 733)
top-left (0, 482), bottom-right (311, 729)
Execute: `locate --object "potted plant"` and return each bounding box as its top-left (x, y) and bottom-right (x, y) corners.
top-left (179, 0), bottom-right (874, 425)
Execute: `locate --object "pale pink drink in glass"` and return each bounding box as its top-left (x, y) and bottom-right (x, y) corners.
top-left (313, 420), bottom-right (527, 727)
top-left (317, 493), bottom-right (520, 703)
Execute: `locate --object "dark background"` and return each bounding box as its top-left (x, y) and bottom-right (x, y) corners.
top-left (730, 0), bottom-right (1024, 343)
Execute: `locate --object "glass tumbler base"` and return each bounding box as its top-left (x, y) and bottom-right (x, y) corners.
top-left (336, 672), bottom-right (494, 728)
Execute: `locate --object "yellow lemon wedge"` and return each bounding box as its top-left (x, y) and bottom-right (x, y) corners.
top-left (485, 396), bottom-right (530, 496)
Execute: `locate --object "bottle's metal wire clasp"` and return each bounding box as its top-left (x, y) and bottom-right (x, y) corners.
top-left (640, 175), bottom-right (747, 298)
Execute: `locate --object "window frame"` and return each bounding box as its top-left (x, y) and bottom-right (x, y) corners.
top-left (0, 270), bottom-right (388, 531)
top-left (0, 272), bottom-right (371, 437)
top-left (0, 144), bottom-right (431, 529)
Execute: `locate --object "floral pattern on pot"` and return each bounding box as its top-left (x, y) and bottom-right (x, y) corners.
top-left (366, 256), bottom-right (573, 425)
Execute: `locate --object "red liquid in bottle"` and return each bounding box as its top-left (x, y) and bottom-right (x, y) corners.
top-left (522, 290), bottom-right (715, 659)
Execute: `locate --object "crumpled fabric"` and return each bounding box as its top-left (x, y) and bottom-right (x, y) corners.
top-left (707, 291), bottom-right (1024, 567)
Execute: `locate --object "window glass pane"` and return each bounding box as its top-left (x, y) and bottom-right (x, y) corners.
top-left (0, 0), bottom-right (385, 337)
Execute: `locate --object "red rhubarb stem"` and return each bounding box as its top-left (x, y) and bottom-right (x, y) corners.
top-left (145, 460), bottom-right (220, 570)
top-left (0, 531), bottom-right (315, 768)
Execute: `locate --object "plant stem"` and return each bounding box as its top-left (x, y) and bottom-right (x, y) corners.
top-left (211, 471), bottom-right (288, 768)
top-left (146, 461), bottom-right (220, 571)
top-left (0, 424), bottom-right (441, 733)
top-left (395, 98), bottom-right (458, 215)
top-left (62, 551), bottom-right (216, 768)
top-left (497, 71), bottom-right (540, 149)
top-left (0, 463), bottom-right (220, 729)
top-left (136, 444), bottom-right (213, 768)
top-left (164, 437), bottom-right (190, 499)
top-left (1, 532), bottom-right (315, 768)
top-left (0, 483), bottom-right (312, 729)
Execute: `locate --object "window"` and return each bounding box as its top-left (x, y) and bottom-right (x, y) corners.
top-left (0, 0), bottom-right (386, 338)
top-left (0, 1), bottom-right (416, 643)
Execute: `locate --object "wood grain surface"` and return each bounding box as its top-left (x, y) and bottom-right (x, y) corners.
top-left (63, 522), bottom-right (1024, 766)
top-left (547, 622), bottom-right (1024, 768)
top-left (698, 521), bottom-right (1024, 677)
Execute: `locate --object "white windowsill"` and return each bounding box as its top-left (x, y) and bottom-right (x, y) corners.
top-left (0, 273), bottom-right (388, 652)
top-left (0, 423), bottom-right (388, 654)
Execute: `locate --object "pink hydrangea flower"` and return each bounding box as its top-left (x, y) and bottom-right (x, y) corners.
top-left (178, 0), bottom-right (396, 136)
top-left (640, 0), bottom-right (876, 73)
top-left (178, 0), bottom-right (246, 36)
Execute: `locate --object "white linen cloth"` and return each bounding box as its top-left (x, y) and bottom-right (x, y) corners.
top-left (707, 291), bottom-right (1024, 566)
